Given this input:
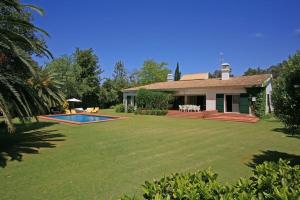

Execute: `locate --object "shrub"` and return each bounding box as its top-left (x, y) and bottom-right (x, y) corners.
top-left (120, 159), bottom-right (300, 199)
top-left (247, 87), bottom-right (266, 118)
top-left (127, 105), bottom-right (135, 113)
top-left (136, 89), bottom-right (172, 110)
top-left (272, 52), bottom-right (300, 134)
top-left (115, 104), bottom-right (125, 113)
top-left (110, 105), bottom-right (116, 109)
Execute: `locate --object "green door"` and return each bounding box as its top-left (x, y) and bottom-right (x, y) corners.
top-left (239, 93), bottom-right (249, 114)
top-left (216, 94), bottom-right (224, 112)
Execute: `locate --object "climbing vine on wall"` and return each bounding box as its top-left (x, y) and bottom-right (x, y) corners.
top-left (246, 87), bottom-right (266, 118)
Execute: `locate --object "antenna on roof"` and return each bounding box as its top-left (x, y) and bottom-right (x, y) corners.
top-left (219, 52), bottom-right (224, 64)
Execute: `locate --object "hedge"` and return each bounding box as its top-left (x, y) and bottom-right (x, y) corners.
top-left (136, 89), bottom-right (172, 110)
top-left (121, 159), bottom-right (300, 200)
top-left (134, 109), bottom-right (168, 116)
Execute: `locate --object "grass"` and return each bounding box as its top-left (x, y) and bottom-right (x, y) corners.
top-left (0, 109), bottom-right (300, 199)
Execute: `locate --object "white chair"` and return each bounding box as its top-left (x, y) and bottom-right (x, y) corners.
top-left (187, 105), bottom-right (193, 112)
top-left (195, 105), bottom-right (201, 112)
top-left (179, 105), bottom-right (183, 112)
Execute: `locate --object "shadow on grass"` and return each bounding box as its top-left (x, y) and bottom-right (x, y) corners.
top-left (247, 150), bottom-right (300, 168)
top-left (0, 121), bottom-right (65, 168)
top-left (272, 128), bottom-right (300, 139)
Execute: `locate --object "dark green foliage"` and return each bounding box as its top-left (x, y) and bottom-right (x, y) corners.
top-left (243, 63), bottom-right (283, 78)
top-left (121, 159), bottom-right (300, 200)
top-left (127, 105), bottom-right (135, 113)
top-left (134, 109), bottom-right (168, 116)
top-left (112, 61), bottom-right (129, 103)
top-left (247, 87), bottom-right (266, 118)
top-left (99, 78), bottom-right (119, 108)
top-left (115, 104), bottom-right (125, 113)
top-left (272, 52), bottom-right (300, 134)
top-left (136, 89), bottom-right (171, 110)
top-left (74, 48), bottom-right (102, 108)
top-left (209, 70), bottom-right (221, 78)
top-left (0, 1), bottom-right (64, 132)
top-left (244, 67), bottom-right (267, 76)
top-left (174, 62), bottom-right (181, 81)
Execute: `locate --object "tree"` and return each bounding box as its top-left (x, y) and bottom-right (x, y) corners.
top-left (174, 62), bottom-right (181, 81)
top-left (209, 70), bottom-right (221, 78)
top-left (99, 78), bottom-right (119, 108)
top-left (44, 55), bottom-right (81, 99)
top-left (74, 48), bottom-right (102, 108)
top-left (137, 59), bottom-right (171, 85)
top-left (112, 61), bottom-right (129, 103)
top-left (0, 0), bottom-right (63, 132)
top-left (243, 67), bottom-right (266, 76)
top-left (272, 52), bottom-right (300, 134)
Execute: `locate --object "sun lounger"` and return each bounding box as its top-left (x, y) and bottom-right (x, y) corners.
top-left (65, 109), bottom-right (71, 114)
top-left (91, 107), bottom-right (99, 113)
top-left (85, 107), bottom-right (94, 113)
top-left (70, 109), bottom-right (77, 114)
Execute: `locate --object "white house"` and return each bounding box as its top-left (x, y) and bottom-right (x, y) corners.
top-left (123, 63), bottom-right (273, 115)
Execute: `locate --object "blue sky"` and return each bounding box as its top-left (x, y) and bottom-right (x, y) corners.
top-left (26, 0), bottom-right (300, 78)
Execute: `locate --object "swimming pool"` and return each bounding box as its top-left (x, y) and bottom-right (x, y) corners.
top-left (42, 114), bottom-right (118, 124)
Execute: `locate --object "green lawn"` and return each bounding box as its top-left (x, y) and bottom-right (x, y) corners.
top-left (0, 110), bottom-right (299, 199)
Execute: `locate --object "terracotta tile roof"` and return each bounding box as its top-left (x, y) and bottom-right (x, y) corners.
top-left (180, 73), bottom-right (209, 80)
top-left (123, 74), bottom-right (272, 92)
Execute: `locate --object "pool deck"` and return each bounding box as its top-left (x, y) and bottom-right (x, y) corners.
top-left (39, 113), bottom-right (125, 125)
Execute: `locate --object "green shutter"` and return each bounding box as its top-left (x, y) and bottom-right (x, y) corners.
top-left (216, 94), bottom-right (224, 112)
top-left (239, 93), bottom-right (249, 114)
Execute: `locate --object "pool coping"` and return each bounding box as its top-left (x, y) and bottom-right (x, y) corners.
top-left (38, 113), bottom-right (125, 125)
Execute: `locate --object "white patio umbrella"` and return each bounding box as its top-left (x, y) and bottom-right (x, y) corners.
top-left (67, 98), bottom-right (82, 102)
top-left (67, 98), bottom-right (82, 110)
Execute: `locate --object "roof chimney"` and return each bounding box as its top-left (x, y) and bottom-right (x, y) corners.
top-left (221, 63), bottom-right (231, 80)
top-left (167, 73), bottom-right (173, 82)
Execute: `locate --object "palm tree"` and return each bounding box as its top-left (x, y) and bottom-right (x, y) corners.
top-left (0, 0), bottom-right (64, 132)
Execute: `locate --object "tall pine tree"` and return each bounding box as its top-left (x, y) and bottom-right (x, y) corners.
top-left (174, 62), bottom-right (181, 81)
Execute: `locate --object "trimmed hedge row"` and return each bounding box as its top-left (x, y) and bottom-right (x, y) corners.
top-left (121, 159), bottom-right (300, 200)
top-left (134, 109), bottom-right (168, 116)
top-left (136, 89), bottom-right (172, 110)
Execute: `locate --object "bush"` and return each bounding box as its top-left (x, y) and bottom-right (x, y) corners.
top-left (247, 87), bottom-right (266, 118)
top-left (127, 105), bottom-right (135, 113)
top-left (272, 52), bottom-right (300, 134)
top-left (109, 105), bottom-right (116, 109)
top-left (115, 104), bottom-right (125, 113)
top-left (121, 159), bottom-right (300, 199)
top-left (136, 89), bottom-right (172, 110)
top-left (134, 109), bottom-right (168, 116)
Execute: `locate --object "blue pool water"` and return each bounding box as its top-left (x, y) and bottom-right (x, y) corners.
top-left (47, 114), bottom-right (115, 123)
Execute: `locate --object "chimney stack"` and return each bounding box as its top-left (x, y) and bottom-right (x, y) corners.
top-left (167, 73), bottom-right (174, 82)
top-left (221, 63), bottom-right (231, 80)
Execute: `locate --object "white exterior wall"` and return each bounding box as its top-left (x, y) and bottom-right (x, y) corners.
top-left (173, 88), bottom-right (246, 111)
top-left (265, 80), bottom-right (273, 113)
top-left (124, 87), bottom-right (247, 111)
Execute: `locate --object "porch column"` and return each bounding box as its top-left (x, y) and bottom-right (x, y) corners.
top-left (123, 93), bottom-right (128, 111)
top-left (184, 96), bottom-right (188, 105)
